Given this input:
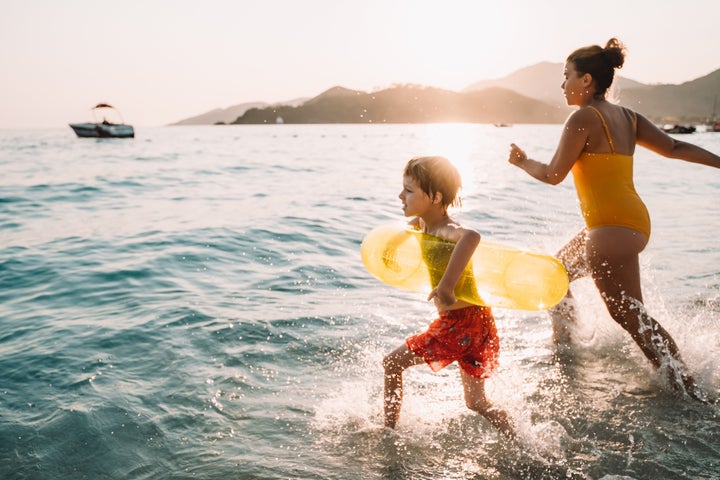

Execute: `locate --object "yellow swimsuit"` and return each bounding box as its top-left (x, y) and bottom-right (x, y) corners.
top-left (420, 233), bottom-right (480, 302)
top-left (570, 106), bottom-right (651, 237)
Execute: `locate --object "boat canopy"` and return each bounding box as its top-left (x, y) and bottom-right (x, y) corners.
top-left (88, 103), bottom-right (127, 125)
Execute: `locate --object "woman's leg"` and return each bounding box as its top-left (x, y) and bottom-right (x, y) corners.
top-left (460, 370), bottom-right (514, 437)
top-left (585, 227), bottom-right (698, 393)
top-left (549, 229), bottom-right (592, 344)
top-left (382, 344), bottom-right (425, 428)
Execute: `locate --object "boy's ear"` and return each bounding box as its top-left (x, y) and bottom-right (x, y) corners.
top-left (432, 192), bottom-right (443, 204)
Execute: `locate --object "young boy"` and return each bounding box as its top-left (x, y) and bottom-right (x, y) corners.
top-left (382, 156), bottom-right (514, 436)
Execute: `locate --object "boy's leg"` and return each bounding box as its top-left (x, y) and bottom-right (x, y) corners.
top-left (382, 344), bottom-right (424, 428)
top-left (460, 370), bottom-right (514, 437)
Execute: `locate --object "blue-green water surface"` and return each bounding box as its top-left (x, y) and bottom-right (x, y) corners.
top-left (1, 125), bottom-right (719, 479)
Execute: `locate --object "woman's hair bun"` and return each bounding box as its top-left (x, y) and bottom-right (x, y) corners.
top-left (603, 38), bottom-right (626, 69)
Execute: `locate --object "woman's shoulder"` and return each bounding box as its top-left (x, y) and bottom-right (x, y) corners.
top-left (565, 106), bottom-right (601, 127)
top-left (582, 103), bottom-right (637, 123)
top-left (567, 103), bottom-right (634, 132)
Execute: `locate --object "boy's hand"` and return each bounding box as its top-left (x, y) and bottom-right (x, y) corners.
top-left (428, 286), bottom-right (456, 307)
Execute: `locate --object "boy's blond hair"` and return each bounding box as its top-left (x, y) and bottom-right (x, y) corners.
top-left (403, 156), bottom-right (462, 209)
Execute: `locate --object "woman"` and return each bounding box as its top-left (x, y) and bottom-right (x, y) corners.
top-left (508, 38), bottom-right (720, 399)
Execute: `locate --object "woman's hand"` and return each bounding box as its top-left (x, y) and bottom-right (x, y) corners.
top-left (508, 143), bottom-right (527, 166)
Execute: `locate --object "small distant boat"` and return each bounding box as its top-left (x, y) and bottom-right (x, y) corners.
top-left (493, 123), bottom-right (512, 128)
top-left (661, 124), bottom-right (696, 134)
top-left (707, 97), bottom-right (720, 132)
top-left (69, 103), bottom-right (134, 138)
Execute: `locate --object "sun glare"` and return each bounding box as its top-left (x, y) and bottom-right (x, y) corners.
top-left (421, 123), bottom-right (479, 196)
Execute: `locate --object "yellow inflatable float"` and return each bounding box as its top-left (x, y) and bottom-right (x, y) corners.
top-left (361, 224), bottom-right (569, 310)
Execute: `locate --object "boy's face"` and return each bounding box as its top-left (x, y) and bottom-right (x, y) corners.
top-left (399, 175), bottom-right (432, 217)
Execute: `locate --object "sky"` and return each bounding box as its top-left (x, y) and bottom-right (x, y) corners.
top-left (2, 0), bottom-right (719, 129)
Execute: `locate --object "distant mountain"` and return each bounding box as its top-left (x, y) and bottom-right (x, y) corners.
top-left (170, 102), bottom-right (267, 126)
top-left (170, 98), bottom-right (307, 125)
top-left (172, 62), bottom-right (720, 125)
top-left (463, 62), bottom-right (648, 106)
top-left (232, 84), bottom-right (568, 124)
top-left (620, 70), bottom-right (720, 122)
top-left (465, 62), bottom-right (720, 123)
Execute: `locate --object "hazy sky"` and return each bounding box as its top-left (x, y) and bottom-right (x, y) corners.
top-left (2, 0), bottom-right (719, 128)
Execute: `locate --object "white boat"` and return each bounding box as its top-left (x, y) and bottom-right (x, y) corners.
top-left (69, 103), bottom-right (134, 138)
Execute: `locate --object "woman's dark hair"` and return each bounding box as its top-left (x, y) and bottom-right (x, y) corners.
top-left (567, 38), bottom-right (626, 98)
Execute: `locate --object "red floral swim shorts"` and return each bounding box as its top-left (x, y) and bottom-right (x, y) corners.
top-left (406, 305), bottom-right (499, 378)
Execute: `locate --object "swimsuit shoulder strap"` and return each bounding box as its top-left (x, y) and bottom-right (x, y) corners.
top-left (586, 105), bottom-right (616, 154)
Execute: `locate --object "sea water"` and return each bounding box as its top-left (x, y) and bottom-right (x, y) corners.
top-left (1, 124), bottom-right (718, 479)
